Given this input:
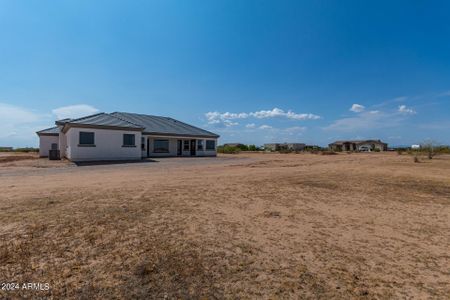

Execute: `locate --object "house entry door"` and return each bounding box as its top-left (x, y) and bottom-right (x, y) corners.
top-left (190, 140), bottom-right (196, 156)
top-left (177, 140), bottom-right (182, 156)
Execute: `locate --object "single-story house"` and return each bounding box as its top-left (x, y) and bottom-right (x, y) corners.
top-left (264, 143), bottom-right (306, 152)
top-left (36, 112), bottom-right (219, 161)
top-left (328, 140), bottom-right (388, 152)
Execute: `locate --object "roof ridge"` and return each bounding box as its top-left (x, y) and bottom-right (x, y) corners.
top-left (112, 111), bottom-right (168, 119)
top-left (108, 112), bottom-right (144, 128)
top-left (65, 112), bottom-right (106, 123)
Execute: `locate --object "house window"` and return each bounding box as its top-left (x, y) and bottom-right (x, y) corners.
top-left (183, 140), bottom-right (189, 151)
top-left (206, 140), bottom-right (215, 150)
top-left (51, 143), bottom-right (58, 150)
top-left (141, 137), bottom-right (145, 150)
top-left (123, 134), bottom-right (136, 146)
top-left (154, 140), bottom-right (169, 153)
top-left (79, 132), bottom-right (95, 146)
top-left (197, 140), bottom-right (203, 150)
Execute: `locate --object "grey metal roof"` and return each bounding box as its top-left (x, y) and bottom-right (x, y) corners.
top-left (330, 140), bottom-right (386, 145)
top-left (112, 112), bottom-right (219, 138)
top-left (36, 126), bottom-right (60, 135)
top-left (38, 112), bottom-right (218, 138)
top-left (64, 113), bottom-right (144, 129)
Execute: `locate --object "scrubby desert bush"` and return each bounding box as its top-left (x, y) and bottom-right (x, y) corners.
top-left (278, 148), bottom-right (293, 154)
top-left (14, 147), bottom-right (39, 153)
top-left (320, 150), bottom-right (337, 155)
top-left (247, 145), bottom-right (258, 151)
top-left (217, 146), bottom-right (241, 154)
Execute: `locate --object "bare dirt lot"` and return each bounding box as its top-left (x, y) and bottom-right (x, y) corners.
top-left (0, 153), bottom-right (449, 299)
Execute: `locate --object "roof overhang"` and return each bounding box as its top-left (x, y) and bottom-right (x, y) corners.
top-left (143, 132), bottom-right (219, 139)
top-left (61, 123), bottom-right (144, 134)
top-left (37, 132), bottom-right (59, 137)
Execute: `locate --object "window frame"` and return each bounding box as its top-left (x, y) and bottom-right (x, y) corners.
top-left (197, 139), bottom-right (204, 151)
top-left (78, 132), bottom-right (95, 146)
top-left (183, 140), bottom-right (190, 151)
top-left (122, 134), bottom-right (136, 147)
top-left (153, 139), bottom-right (170, 153)
top-left (205, 140), bottom-right (215, 150)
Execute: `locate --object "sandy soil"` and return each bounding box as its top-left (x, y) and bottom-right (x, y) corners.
top-left (0, 152), bottom-right (449, 299)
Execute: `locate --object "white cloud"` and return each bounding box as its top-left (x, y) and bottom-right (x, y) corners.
top-left (205, 107), bottom-right (320, 125)
top-left (245, 123), bottom-right (256, 128)
top-left (350, 104), bottom-right (365, 113)
top-left (0, 102), bottom-right (41, 123)
top-left (324, 111), bottom-right (401, 132)
top-left (0, 102), bottom-right (51, 147)
top-left (398, 105), bottom-right (416, 114)
top-left (250, 108), bottom-right (320, 120)
top-left (223, 120), bottom-right (239, 127)
top-left (52, 104), bottom-right (99, 120)
top-left (259, 125), bottom-right (273, 130)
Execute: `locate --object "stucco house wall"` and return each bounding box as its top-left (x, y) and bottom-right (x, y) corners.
top-left (38, 135), bottom-right (59, 157)
top-left (65, 127), bottom-right (142, 161)
top-left (59, 130), bottom-right (68, 158)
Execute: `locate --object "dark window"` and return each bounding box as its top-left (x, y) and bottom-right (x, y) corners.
top-left (123, 134), bottom-right (135, 146)
top-left (206, 140), bottom-right (215, 150)
top-left (197, 140), bottom-right (203, 150)
top-left (51, 143), bottom-right (58, 150)
top-left (154, 140), bottom-right (169, 153)
top-left (79, 132), bottom-right (95, 145)
top-left (141, 137), bottom-right (145, 150)
top-left (183, 140), bottom-right (189, 151)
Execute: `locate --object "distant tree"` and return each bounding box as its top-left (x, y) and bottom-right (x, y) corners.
top-left (421, 140), bottom-right (440, 159)
top-left (237, 144), bottom-right (249, 151)
top-left (248, 145), bottom-right (258, 151)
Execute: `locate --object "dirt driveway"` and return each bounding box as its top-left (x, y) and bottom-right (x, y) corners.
top-left (0, 153), bottom-right (449, 298)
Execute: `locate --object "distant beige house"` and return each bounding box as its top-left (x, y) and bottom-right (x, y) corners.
top-left (264, 143), bottom-right (306, 152)
top-left (329, 140), bottom-right (388, 152)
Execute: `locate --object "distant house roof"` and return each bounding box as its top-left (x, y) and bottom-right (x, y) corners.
top-left (330, 140), bottom-right (387, 145)
top-left (36, 126), bottom-right (60, 136)
top-left (37, 112), bottom-right (219, 138)
top-left (111, 112), bottom-right (219, 138)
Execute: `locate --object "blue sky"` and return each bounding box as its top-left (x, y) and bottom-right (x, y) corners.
top-left (1, 0), bottom-right (449, 147)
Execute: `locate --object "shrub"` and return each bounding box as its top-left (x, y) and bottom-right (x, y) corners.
top-left (14, 147), bottom-right (39, 153)
top-left (278, 148), bottom-right (293, 154)
top-left (247, 145), bottom-right (258, 151)
top-left (321, 151), bottom-right (337, 155)
top-left (236, 144), bottom-right (249, 151)
top-left (217, 146), bottom-right (241, 154)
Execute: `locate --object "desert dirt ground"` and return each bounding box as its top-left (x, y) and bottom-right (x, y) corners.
top-left (0, 152), bottom-right (449, 299)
